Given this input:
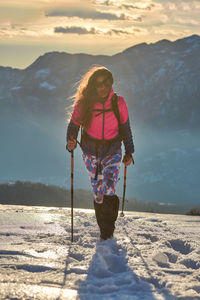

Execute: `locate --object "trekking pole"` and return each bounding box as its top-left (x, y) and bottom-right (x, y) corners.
top-left (120, 165), bottom-right (127, 217)
top-left (71, 150), bottom-right (74, 242)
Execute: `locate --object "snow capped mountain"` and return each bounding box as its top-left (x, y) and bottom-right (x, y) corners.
top-left (113, 34), bottom-right (200, 128)
top-left (0, 34), bottom-right (200, 207)
top-left (1, 34), bottom-right (199, 127)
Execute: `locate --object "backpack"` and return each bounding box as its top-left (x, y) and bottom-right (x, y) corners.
top-left (111, 93), bottom-right (121, 135)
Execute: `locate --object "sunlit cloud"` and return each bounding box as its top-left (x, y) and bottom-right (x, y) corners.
top-left (121, 3), bottom-right (155, 10)
top-left (53, 25), bottom-right (143, 36)
top-left (154, 28), bottom-right (182, 36)
top-left (108, 28), bottom-right (131, 35)
top-left (46, 8), bottom-right (133, 20)
top-left (94, 0), bottom-right (117, 5)
top-left (193, 1), bottom-right (200, 9)
top-left (108, 26), bottom-right (148, 36)
top-left (168, 3), bottom-right (176, 10)
top-left (160, 14), bottom-right (170, 23)
top-left (163, 1), bottom-right (197, 12)
top-left (54, 26), bottom-right (98, 35)
top-left (94, 0), bottom-right (110, 5)
top-left (182, 3), bottom-right (191, 11)
top-left (0, 26), bottom-right (41, 38)
top-left (0, 5), bottom-right (43, 23)
top-left (94, 0), bottom-right (157, 12)
top-left (176, 17), bottom-right (200, 26)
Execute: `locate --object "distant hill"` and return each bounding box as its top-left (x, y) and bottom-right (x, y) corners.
top-left (0, 181), bottom-right (93, 208)
top-left (186, 206), bottom-right (200, 216)
top-left (0, 181), bottom-right (192, 215)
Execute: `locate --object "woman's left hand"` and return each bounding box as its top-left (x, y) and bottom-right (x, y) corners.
top-left (122, 153), bottom-right (133, 166)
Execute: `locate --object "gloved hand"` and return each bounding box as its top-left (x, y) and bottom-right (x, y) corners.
top-left (66, 136), bottom-right (77, 152)
top-left (122, 153), bottom-right (134, 166)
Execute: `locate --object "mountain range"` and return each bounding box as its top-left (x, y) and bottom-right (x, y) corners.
top-left (1, 34), bottom-right (200, 207)
top-left (1, 34), bottom-right (200, 127)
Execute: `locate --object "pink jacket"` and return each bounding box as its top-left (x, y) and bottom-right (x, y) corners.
top-left (71, 88), bottom-right (129, 140)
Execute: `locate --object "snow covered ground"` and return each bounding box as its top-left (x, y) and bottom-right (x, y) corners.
top-left (0, 204), bottom-right (200, 300)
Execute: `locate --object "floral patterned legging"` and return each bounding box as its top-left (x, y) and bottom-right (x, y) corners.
top-left (82, 149), bottom-right (122, 203)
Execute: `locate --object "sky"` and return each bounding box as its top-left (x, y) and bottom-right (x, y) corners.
top-left (0, 0), bottom-right (200, 69)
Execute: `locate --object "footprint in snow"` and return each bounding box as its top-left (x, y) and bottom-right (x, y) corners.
top-left (147, 218), bottom-right (162, 223)
top-left (70, 252), bottom-right (85, 262)
top-left (79, 239), bottom-right (127, 278)
top-left (193, 286), bottom-right (200, 294)
top-left (5, 264), bottom-right (57, 273)
top-left (164, 252), bottom-right (178, 263)
top-left (180, 258), bottom-right (200, 270)
top-left (166, 239), bottom-right (193, 255)
top-left (137, 233), bottom-right (159, 243)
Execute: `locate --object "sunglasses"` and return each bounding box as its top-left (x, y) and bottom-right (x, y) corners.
top-left (95, 77), bottom-right (111, 89)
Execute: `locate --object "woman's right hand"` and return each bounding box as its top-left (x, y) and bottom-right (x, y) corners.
top-left (122, 153), bottom-right (133, 166)
top-left (66, 136), bottom-right (77, 151)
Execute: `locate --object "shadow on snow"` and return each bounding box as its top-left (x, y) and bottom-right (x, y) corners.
top-left (59, 237), bottom-right (176, 300)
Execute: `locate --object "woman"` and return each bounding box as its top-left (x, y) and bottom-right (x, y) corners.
top-left (66, 66), bottom-right (134, 241)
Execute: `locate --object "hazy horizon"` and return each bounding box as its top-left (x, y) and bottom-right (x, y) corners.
top-left (0, 35), bottom-right (184, 70)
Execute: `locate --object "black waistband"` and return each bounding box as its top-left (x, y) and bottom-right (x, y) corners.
top-left (82, 130), bottom-right (121, 144)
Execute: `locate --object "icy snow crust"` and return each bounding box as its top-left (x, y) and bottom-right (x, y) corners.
top-left (0, 205), bottom-right (200, 299)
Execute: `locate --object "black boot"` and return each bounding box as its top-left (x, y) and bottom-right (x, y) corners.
top-left (94, 195), bottom-right (119, 240)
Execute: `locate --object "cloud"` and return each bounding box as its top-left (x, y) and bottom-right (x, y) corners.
top-left (193, 1), bottom-right (200, 9)
top-left (54, 26), bottom-right (97, 34)
top-left (165, 1), bottom-right (199, 12)
top-left (0, 4), bottom-right (43, 23)
top-left (97, 0), bottom-right (110, 5)
top-left (160, 14), bottom-right (169, 23)
top-left (46, 8), bottom-right (130, 20)
top-left (168, 3), bottom-right (176, 10)
top-left (153, 28), bottom-right (182, 36)
top-left (107, 27), bottom-right (146, 35)
top-left (182, 2), bottom-right (191, 11)
top-left (0, 25), bottom-right (41, 38)
top-left (93, 0), bottom-right (113, 6)
top-left (54, 26), bottom-right (129, 36)
top-left (175, 17), bottom-right (200, 26)
top-left (53, 25), bottom-right (147, 36)
top-left (121, 3), bottom-right (155, 11)
top-left (94, 0), bottom-right (156, 11)
top-left (107, 28), bottom-right (131, 35)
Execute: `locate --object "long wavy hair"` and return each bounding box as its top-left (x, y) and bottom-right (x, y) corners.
top-left (70, 65), bottom-right (114, 128)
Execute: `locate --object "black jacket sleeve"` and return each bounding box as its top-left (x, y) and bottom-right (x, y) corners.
top-left (119, 117), bottom-right (135, 154)
top-left (66, 120), bottom-right (80, 143)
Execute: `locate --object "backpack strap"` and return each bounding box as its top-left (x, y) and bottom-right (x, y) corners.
top-left (111, 93), bottom-right (121, 136)
top-left (93, 108), bottom-right (112, 117)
